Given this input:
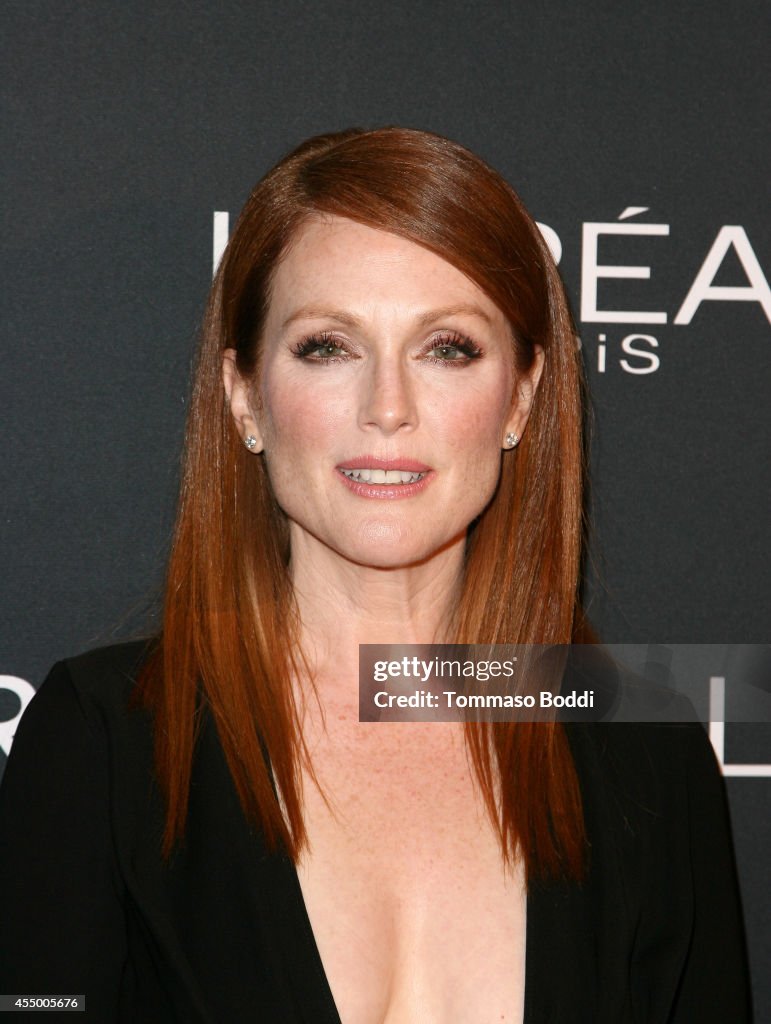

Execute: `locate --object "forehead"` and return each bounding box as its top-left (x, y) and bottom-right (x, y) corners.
top-left (266, 215), bottom-right (508, 327)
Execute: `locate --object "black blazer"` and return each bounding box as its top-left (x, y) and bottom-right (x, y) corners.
top-left (0, 641), bottom-right (751, 1022)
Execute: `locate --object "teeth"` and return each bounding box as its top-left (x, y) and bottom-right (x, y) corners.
top-left (341, 468), bottom-right (426, 485)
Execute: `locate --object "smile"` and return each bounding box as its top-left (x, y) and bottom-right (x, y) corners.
top-left (339, 468), bottom-right (427, 485)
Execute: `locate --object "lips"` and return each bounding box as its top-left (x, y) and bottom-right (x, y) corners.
top-left (335, 456), bottom-right (433, 496)
top-left (336, 456), bottom-right (432, 488)
top-left (337, 456), bottom-right (432, 473)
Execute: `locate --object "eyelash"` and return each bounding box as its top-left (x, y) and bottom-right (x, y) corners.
top-left (426, 332), bottom-right (484, 365)
top-left (291, 332), bottom-right (349, 363)
top-left (290, 331), bottom-right (484, 366)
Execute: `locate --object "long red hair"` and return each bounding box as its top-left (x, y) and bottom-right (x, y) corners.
top-left (135, 127), bottom-right (589, 883)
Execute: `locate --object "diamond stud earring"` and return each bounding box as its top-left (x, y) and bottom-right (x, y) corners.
top-left (244, 436), bottom-right (258, 450)
top-left (504, 432), bottom-right (520, 448)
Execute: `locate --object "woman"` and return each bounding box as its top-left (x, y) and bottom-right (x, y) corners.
top-left (0, 128), bottom-right (750, 1022)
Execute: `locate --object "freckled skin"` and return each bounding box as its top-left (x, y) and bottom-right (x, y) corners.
top-left (222, 215), bottom-right (536, 1022)
top-left (225, 216), bottom-right (539, 573)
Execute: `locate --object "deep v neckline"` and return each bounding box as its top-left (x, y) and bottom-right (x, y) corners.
top-left (262, 744), bottom-right (541, 1024)
top-left (279, 848), bottom-right (534, 1024)
top-left (259, 725), bottom-right (603, 1023)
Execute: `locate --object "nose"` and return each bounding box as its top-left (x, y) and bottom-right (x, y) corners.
top-left (358, 351), bottom-right (417, 435)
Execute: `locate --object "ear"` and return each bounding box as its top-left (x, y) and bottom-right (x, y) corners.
top-left (503, 345), bottom-right (544, 447)
top-left (222, 349), bottom-right (264, 452)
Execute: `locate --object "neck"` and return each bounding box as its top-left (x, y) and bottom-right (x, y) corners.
top-left (289, 528), bottom-right (466, 689)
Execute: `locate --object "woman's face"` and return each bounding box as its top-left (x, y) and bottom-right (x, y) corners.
top-left (224, 215), bottom-right (542, 570)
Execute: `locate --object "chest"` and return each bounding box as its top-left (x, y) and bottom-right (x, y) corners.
top-left (294, 721), bottom-right (527, 1024)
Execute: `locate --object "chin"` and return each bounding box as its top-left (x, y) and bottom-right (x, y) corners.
top-left (334, 521), bottom-right (465, 570)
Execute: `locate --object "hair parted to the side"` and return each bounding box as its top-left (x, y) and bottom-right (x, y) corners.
top-left (134, 126), bottom-right (590, 884)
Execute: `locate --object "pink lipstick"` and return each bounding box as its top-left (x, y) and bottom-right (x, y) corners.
top-left (335, 456), bottom-right (433, 499)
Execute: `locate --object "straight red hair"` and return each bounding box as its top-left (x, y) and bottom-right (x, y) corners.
top-left (134, 127), bottom-right (589, 884)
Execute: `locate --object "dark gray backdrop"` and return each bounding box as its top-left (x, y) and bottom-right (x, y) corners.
top-left (2, 1), bottom-right (769, 1016)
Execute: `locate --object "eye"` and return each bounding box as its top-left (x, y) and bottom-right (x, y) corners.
top-left (424, 332), bottom-right (483, 365)
top-left (291, 333), bottom-right (351, 363)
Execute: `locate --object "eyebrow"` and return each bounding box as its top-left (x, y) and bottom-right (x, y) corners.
top-left (281, 303), bottom-right (495, 330)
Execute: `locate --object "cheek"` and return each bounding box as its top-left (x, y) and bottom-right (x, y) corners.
top-left (438, 379), bottom-right (511, 454)
top-left (437, 383), bottom-right (510, 514)
top-left (258, 375), bottom-right (349, 449)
